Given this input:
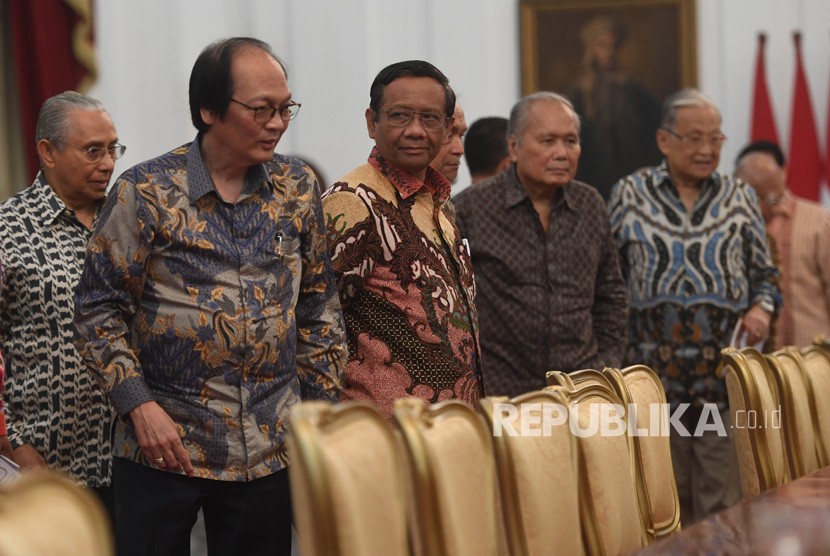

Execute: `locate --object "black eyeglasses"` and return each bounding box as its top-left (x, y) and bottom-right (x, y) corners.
top-left (231, 98), bottom-right (301, 123)
top-left (65, 143), bottom-right (127, 163)
top-left (378, 109), bottom-right (449, 129)
top-left (662, 128), bottom-right (726, 149)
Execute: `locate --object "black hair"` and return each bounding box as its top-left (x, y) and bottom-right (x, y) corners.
top-left (368, 60), bottom-right (455, 119)
top-left (464, 117), bottom-right (509, 176)
top-left (188, 37), bottom-right (286, 133)
top-left (735, 140), bottom-right (786, 168)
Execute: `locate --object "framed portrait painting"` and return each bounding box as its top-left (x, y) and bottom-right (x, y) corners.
top-left (519, 0), bottom-right (697, 198)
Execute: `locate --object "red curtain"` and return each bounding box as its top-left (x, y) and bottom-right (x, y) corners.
top-left (786, 32), bottom-right (822, 201)
top-left (9, 0), bottom-right (96, 181)
top-left (750, 33), bottom-right (779, 144)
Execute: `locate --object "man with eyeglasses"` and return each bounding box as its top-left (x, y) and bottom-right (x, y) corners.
top-left (322, 60), bottom-right (482, 418)
top-left (73, 37), bottom-right (345, 556)
top-left (736, 141), bottom-right (830, 350)
top-left (609, 89), bottom-right (780, 523)
top-left (0, 91), bottom-right (121, 518)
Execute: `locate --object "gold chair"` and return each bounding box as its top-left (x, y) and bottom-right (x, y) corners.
top-left (479, 388), bottom-right (585, 556)
top-left (801, 346), bottom-right (830, 467)
top-left (765, 347), bottom-right (821, 478)
top-left (602, 365), bottom-right (681, 541)
top-left (721, 348), bottom-right (789, 498)
top-left (288, 401), bottom-right (409, 556)
top-left (550, 382), bottom-right (648, 554)
top-left (0, 470), bottom-right (113, 556)
top-left (393, 398), bottom-right (502, 556)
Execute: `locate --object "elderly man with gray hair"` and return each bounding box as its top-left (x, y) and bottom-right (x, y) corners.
top-left (0, 91), bottom-right (124, 520)
top-left (609, 88), bottom-right (780, 523)
top-left (453, 91), bottom-right (628, 398)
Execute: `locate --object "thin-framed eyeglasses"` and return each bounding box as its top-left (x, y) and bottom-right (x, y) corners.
top-left (63, 143), bottom-right (127, 163)
top-left (231, 98), bottom-right (301, 123)
top-left (378, 109), bottom-right (449, 129)
top-left (662, 128), bottom-right (726, 149)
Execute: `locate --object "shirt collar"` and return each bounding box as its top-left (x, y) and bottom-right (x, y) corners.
top-left (186, 137), bottom-right (270, 203)
top-left (34, 171), bottom-right (76, 227)
top-left (503, 163), bottom-right (573, 210)
top-left (654, 159), bottom-right (719, 192)
top-left (367, 147), bottom-right (451, 202)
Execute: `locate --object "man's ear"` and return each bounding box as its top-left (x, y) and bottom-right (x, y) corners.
top-left (36, 139), bottom-right (57, 169)
top-left (201, 106), bottom-right (217, 127)
top-left (365, 108), bottom-right (377, 139)
top-left (656, 128), bottom-right (670, 157)
top-left (507, 134), bottom-right (519, 162)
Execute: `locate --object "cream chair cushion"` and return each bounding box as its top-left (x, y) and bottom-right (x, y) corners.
top-left (393, 398), bottom-right (501, 556)
top-left (481, 390), bottom-right (584, 556)
top-left (603, 366), bottom-right (681, 540)
top-left (801, 347), bottom-right (830, 467)
top-left (288, 401), bottom-right (409, 556)
top-left (567, 384), bottom-right (647, 554)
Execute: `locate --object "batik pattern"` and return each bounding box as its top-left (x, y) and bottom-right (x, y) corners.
top-left (0, 175), bottom-right (113, 486)
top-left (74, 141), bottom-right (345, 481)
top-left (322, 149), bottom-right (481, 418)
top-left (609, 162), bottom-right (780, 408)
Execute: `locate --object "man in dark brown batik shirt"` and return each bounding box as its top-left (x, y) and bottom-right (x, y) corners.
top-left (454, 92), bottom-right (627, 398)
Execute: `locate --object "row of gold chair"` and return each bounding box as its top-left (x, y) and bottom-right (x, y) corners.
top-left (721, 340), bottom-right (830, 499)
top-left (288, 364), bottom-right (682, 556)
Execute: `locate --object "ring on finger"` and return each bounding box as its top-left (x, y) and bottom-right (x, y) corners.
top-left (155, 457), bottom-right (165, 464)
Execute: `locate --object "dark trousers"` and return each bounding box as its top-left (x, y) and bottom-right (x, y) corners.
top-left (113, 457), bottom-right (292, 556)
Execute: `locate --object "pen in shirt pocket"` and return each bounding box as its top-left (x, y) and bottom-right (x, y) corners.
top-left (276, 232), bottom-right (284, 258)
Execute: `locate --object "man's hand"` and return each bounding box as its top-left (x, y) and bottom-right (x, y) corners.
top-left (12, 444), bottom-right (46, 470)
top-left (741, 304), bottom-right (772, 347)
top-left (0, 436), bottom-right (13, 461)
top-left (129, 401), bottom-right (194, 477)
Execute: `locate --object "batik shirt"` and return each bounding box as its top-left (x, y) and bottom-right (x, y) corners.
top-left (609, 162), bottom-right (780, 409)
top-left (453, 166), bottom-right (628, 397)
top-left (73, 140), bottom-right (346, 481)
top-left (0, 174), bottom-right (113, 486)
top-left (322, 148), bottom-right (482, 418)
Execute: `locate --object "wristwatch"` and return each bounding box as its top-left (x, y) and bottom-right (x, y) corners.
top-left (758, 298), bottom-right (775, 314)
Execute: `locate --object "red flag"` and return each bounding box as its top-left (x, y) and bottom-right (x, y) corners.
top-left (787, 32), bottom-right (822, 201)
top-left (750, 33), bottom-right (779, 143)
top-left (9, 0), bottom-right (97, 181)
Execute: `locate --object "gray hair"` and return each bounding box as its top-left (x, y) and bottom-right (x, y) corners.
top-left (508, 91), bottom-right (581, 143)
top-left (35, 91), bottom-right (107, 147)
top-left (660, 88), bottom-right (721, 129)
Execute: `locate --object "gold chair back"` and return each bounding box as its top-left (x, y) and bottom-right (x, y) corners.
top-left (551, 382), bottom-right (648, 554)
top-left (480, 389), bottom-right (585, 556)
top-left (801, 346), bottom-right (830, 467)
top-left (393, 398), bottom-right (501, 556)
top-left (0, 470), bottom-right (113, 556)
top-left (603, 365), bottom-right (681, 540)
top-left (288, 401), bottom-right (409, 556)
top-left (721, 348), bottom-right (789, 498)
top-left (766, 347), bottom-right (820, 477)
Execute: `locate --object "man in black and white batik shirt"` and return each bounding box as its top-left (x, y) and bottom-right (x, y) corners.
top-left (0, 91), bottom-right (125, 521)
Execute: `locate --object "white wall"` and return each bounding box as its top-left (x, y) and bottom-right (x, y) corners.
top-left (90, 0), bottom-right (830, 196)
top-left (89, 0), bottom-right (519, 190)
